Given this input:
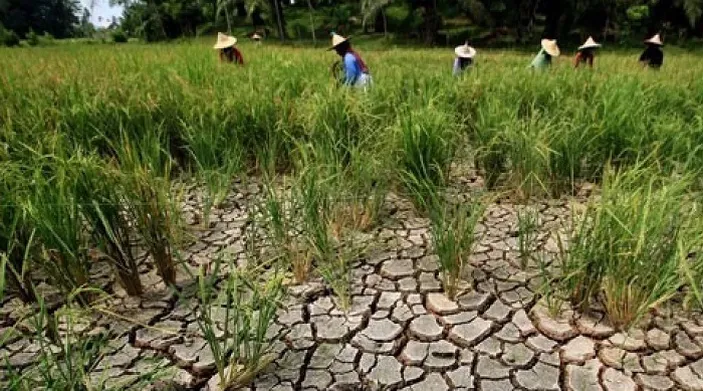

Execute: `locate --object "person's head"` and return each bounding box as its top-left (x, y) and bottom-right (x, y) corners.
top-left (578, 37), bottom-right (601, 55)
top-left (334, 40), bottom-right (351, 57)
top-left (454, 43), bottom-right (476, 68)
top-left (214, 33), bottom-right (237, 61)
top-left (541, 39), bottom-right (560, 60)
top-left (644, 34), bottom-right (663, 48)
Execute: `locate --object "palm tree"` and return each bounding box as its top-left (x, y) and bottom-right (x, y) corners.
top-left (361, 0), bottom-right (392, 37)
top-left (307, 0), bottom-right (317, 44)
top-left (681, 0), bottom-right (703, 26)
top-left (245, 0), bottom-right (286, 41)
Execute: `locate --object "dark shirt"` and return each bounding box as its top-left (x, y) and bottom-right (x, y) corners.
top-left (639, 46), bottom-right (663, 68)
top-left (574, 51), bottom-right (594, 68)
top-left (221, 47), bottom-right (244, 65)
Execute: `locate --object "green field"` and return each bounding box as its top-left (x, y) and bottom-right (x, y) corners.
top-left (2, 42), bottom-right (703, 389)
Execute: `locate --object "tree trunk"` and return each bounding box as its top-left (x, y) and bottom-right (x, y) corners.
top-left (236, 1), bottom-right (247, 17)
top-left (307, 0), bottom-right (316, 44)
top-left (542, 0), bottom-right (563, 38)
top-left (374, 9), bottom-right (384, 33)
top-left (383, 8), bottom-right (388, 38)
top-left (422, 0), bottom-right (440, 45)
top-left (225, 3), bottom-right (232, 34)
top-left (270, 0), bottom-right (287, 41)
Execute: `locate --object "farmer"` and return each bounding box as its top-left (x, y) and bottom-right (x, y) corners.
top-left (639, 34), bottom-right (664, 69)
top-left (213, 33), bottom-right (244, 65)
top-left (453, 42), bottom-right (476, 76)
top-left (329, 33), bottom-right (371, 89)
top-left (252, 33), bottom-right (262, 45)
top-left (530, 39), bottom-right (560, 70)
top-left (574, 36), bottom-right (601, 68)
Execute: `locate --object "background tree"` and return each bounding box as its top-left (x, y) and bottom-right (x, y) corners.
top-left (0, 0), bottom-right (80, 38)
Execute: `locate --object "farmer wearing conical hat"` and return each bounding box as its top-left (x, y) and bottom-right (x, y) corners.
top-left (574, 37), bottom-right (601, 68)
top-left (213, 33), bottom-right (244, 65)
top-left (252, 33), bottom-right (262, 45)
top-left (453, 42), bottom-right (476, 76)
top-left (530, 39), bottom-right (560, 70)
top-left (639, 34), bottom-right (664, 69)
top-left (329, 33), bottom-right (371, 88)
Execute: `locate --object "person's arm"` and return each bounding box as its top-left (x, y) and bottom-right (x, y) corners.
top-left (573, 53), bottom-right (581, 68)
top-left (343, 54), bottom-right (358, 85)
top-left (235, 49), bottom-right (244, 65)
top-left (453, 58), bottom-right (460, 75)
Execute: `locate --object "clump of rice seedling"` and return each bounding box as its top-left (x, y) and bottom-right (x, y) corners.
top-left (113, 131), bottom-right (184, 286)
top-left (517, 206), bottom-right (539, 268)
top-left (76, 160), bottom-right (143, 296)
top-left (125, 169), bottom-right (184, 287)
top-left (260, 178), bottom-right (310, 284)
top-left (182, 117), bottom-right (245, 227)
top-left (195, 255), bottom-right (284, 390)
top-left (329, 147), bottom-right (389, 239)
top-left (296, 167), bottom-right (335, 264)
top-left (557, 164), bottom-right (701, 328)
top-left (396, 107), bottom-right (459, 210)
top-left (429, 194), bottom-right (487, 300)
top-left (27, 161), bottom-right (92, 303)
top-left (5, 294), bottom-right (167, 389)
top-left (0, 167), bottom-right (36, 303)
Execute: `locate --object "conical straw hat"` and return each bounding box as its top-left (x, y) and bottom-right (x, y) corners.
top-left (252, 33), bottom-right (262, 40)
top-left (328, 33), bottom-right (349, 50)
top-left (645, 34), bottom-right (663, 46)
top-left (213, 33), bottom-right (237, 49)
top-left (578, 36), bottom-right (601, 51)
top-left (455, 42), bottom-right (477, 59)
top-left (541, 39), bottom-right (560, 57)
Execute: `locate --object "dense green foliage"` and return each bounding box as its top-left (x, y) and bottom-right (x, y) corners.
top-left (2, 0), bottom-right (702, 46)
top-left (115, 0), bottom-right (703, 44)
top-left (0, 0), bottom-right (79, 38)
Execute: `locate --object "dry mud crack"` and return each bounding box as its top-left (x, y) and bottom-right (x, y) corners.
top-left (3, 184), bottom-right (703, 391)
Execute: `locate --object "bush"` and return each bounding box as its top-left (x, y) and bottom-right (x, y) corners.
top-left (112, 30), bottom-right (128, 43)
top-left (1, 29), bottom-right (20, 47)
top-left (39, 32), bottom-right (55, 46)
top-left (27, 30), bottom-right (39, 46)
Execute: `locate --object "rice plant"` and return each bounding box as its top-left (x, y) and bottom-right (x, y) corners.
top-left (429, 193), bottom-right (487, 300)
top-left (4, 295), bottom-right (166, 390)
top-left (517, 206), bottom-right (539, 269)
top-left (195, 255), bottom-right (284, 391)
top-left (113, 131), bottom-right (184, 286)
top-left (75, 160), bottom-right (143, 296)
top-left (556, 164), bottom-right (701, 328)
top-left (260, 178), bottom-right (310, 283)
top-left (27, 161), bottom-right (93, 303)
top-left (397, 107), bottom-right (459, 209)
top-left (0, 167), bottom-right (36, 303)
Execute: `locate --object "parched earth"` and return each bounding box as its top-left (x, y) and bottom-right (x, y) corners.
top-left (2, 180), bottom-right (703, 391)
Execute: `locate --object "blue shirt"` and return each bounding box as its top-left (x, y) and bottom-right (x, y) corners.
top-left (343, 52), bottom-right (362, 85)
top-left (530, 48), bottom-right (551, 70)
